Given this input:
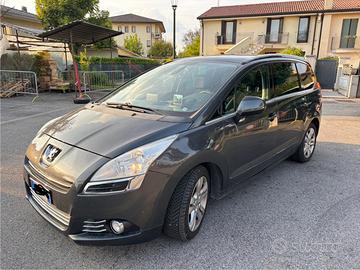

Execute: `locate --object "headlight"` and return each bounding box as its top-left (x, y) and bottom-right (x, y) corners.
top-left (83, 135), bottom-right (177, 194)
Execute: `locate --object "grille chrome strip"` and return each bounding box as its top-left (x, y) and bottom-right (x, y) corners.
top-left (25, 160), bottom-right (73, 192)
top-left (83, 220), bottom-right (106, 224)
top-left (82, 228), bottom-right (107, 233)
top-left (83, 224), bottom-right (105, 228)
top-left (30, 189), bottom-right (70, 227)
top-left (82, 220), bottom-right (107, 233)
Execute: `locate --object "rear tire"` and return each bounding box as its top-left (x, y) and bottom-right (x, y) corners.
top-left (292, 123), bottom-right (317, 163)
top-left (164, 166), bottom-right (209, 241)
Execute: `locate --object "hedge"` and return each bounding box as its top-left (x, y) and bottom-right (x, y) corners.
top-left (74, 56), bottom-right (160, 65)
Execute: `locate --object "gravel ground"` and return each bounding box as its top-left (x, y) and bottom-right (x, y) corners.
top-left (1, 91), bottom-right (359, 269)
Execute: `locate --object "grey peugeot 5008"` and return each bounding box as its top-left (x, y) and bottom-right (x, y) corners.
top-left (24, 55), bottom-right (321, 245)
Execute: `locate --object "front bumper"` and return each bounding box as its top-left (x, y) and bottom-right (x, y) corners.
top-left (24, 167), bottom-right (172, 245)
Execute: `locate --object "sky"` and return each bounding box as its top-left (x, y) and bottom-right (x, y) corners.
top-left (4, 0), bottom-right (302, 50)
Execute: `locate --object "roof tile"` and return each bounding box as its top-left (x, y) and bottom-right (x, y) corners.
top-left (198, 0), bottom-right (360, 19)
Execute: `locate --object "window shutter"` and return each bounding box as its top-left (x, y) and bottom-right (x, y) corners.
top-left (232, 20), bottom-right (237, 44)
top-left (221, 21), bottom-right (226, 39)
top-left (266, 18), bottom-right (271, 43)
top-left (279, 18), bottom-right (284, 43)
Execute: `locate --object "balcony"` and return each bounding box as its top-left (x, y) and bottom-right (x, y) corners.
top-left (152, 33), bottom-right (162, 39)
top-left (216, 32), bottom-right (289, 46)
top-left (330, 36), bottom-right (360, 52)
top-left (262, 33), bottom-right (289, 45)
top-left (216, 32), bottom-right (255, 45)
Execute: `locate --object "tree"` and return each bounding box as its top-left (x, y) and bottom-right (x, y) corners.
top-left (36, 0), bottom-right (114, 52)
top-left (280, 47), bottom-right (305, 57)
top-left (183, 29), bottom-right (200, 46)
top-left (87, 10), bottom-right (116, 49)
top-left (35, 0), bottom-right (99, 29)
top-left (178, 29), bottom-right (200, 58)
top-left (148, 40), bottom-right (173, 58)
top-left (124, 34), bottom-right (144, 55)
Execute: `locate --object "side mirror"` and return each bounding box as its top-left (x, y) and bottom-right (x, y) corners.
top-left (237, 96), bottom-right (266, 116)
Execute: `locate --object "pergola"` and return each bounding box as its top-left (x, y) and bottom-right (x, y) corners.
top-left (38, 20), bottom-right (123, 103)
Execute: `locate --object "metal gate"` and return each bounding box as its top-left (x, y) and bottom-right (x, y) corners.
top-left (315, 60), bottom-right (339, 89)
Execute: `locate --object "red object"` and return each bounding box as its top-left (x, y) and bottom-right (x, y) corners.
top-left (198, 0), bottom-right (360, 19)
top-left (73, 61), bottom-right (83, 97)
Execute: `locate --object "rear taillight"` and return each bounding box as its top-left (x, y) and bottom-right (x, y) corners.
top-left (315, 82), bottom-right (321, 89)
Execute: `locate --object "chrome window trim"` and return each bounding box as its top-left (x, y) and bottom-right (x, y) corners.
top-left (205, 112), bottom-right (237, 126)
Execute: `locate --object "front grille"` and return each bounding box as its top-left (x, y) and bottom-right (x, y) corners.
top-left (82, 220), bottom-right (108, 233)
top-left (29, 188), bottom-right (70, 230)
top-left (24, 159), bottom-right (73, 193)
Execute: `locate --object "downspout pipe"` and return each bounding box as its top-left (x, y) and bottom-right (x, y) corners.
top-left (201, 19), bottom-right (204, 56)
top-left (316, 13), bottom-right (325, 59)
top-left (311, 14), bottom-right (318, 55)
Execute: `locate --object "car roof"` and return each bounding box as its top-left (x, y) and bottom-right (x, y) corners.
top-left (175, 54), bottom-right (307, 65)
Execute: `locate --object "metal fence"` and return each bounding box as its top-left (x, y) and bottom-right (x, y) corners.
top-left (82, 70), bottom-right (125, 93)
top-left (0, 70), bottom-right (38, 99)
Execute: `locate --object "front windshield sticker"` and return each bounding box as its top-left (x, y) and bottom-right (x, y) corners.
top-left (173, 94), bottom-right (183, 106)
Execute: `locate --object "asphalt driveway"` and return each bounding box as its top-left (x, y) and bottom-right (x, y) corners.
top-left (1, 92), bottom-right (360, 269)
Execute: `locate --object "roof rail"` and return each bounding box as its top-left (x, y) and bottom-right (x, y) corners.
top-left (243, 54), bottom-right (305, 64)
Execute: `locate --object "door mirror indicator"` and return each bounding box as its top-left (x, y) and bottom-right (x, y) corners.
top-left (236, 96), bottom-right (266, 117)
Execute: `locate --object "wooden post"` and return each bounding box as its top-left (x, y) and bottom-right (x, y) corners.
top-left (15, 30), bottom-right (21, 57)
top-left (64, 43), bottom-right (68, 69)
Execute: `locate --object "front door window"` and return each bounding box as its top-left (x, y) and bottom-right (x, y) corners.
top-left (340, 19), bottom-right (358, 48)
top-left (297, 17), bottom-right (310, 43)
top-left (221, 20), bottom-right (236, 44)
top-left (266, 18), bottom-right (283, 43)
top-left (225, 22), bottom-right (234, 43)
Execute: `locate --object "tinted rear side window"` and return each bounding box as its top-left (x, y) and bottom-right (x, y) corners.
top-left (272, 62), bottom-right (300, 97)
top-left (296, 63), bottom-right (315, 90)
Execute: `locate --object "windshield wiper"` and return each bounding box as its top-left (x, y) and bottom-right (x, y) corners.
top-left (105, 102), bottom-right (162, 115)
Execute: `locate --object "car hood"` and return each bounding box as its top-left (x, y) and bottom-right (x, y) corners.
top-left (43, 104), bottom-right (191, 158)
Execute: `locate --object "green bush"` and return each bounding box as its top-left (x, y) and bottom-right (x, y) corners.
top-left (88, 72), bottom-right (110, 86)
top-left (280, 47), bottom-right (305, 57)
top-left (0, 53), bottom-right (43, 75)
top-left (74, 56), bottom-right (160, 65)
top-left (319, 56), bottom-right (339, 61)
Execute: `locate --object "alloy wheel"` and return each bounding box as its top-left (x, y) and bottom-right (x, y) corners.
top-left (188, 176), bottom-right (208, 232)
top-left (303, 127), bottom-right (316, 158)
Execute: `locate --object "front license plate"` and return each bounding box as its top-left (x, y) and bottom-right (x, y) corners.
top-left (30, 178), bottom-right (53, 204)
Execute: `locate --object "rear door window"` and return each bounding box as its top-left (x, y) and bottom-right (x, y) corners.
top-left (296, 63), bottom-right (315, 90)
top-left (272, 62), bottom-right (300, 97)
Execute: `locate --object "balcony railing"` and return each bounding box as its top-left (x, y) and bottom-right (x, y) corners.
top-left (216, 32), bottom-right (289, 46)
top-left (216, 32), bottom-right (254, 45)
top-left (262, 32), bottom-right (289, 44)
top-left (331, 36), bottom-right (359, 50)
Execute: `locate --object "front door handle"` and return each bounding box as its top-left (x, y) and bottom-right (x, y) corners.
top-left (268, 112), bottom-right (277, 121)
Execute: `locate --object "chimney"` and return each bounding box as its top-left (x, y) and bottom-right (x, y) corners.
top-left (324, 0), bottom-right (333, 9)
top-left (21, 6), bottom-right (28, 12)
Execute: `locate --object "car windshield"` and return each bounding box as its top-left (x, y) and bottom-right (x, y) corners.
top-left (103, 60), bottom-right (238, 115)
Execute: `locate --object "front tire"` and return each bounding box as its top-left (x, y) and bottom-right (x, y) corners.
top-left (292, 123), bottom-right (317, 162)
top-left (164, 166), bottom-right (209, 241)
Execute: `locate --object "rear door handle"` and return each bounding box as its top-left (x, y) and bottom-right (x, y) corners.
top-left (268, 112), bottom-right (277, 121)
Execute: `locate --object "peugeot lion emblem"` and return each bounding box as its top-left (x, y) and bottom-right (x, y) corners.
top-left (43, 144), bottom-right (61, 163)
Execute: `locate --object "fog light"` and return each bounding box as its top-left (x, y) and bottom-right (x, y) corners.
top-left (110, 220), bottom-right (124, 234)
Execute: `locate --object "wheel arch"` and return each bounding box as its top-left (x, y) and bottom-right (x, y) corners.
top-left (311, 117), bottom-right (320, 135)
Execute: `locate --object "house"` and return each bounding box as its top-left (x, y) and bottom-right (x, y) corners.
top-left (198, 0), bottom-right (360, 66)
top-left (0, 5), bottom-right (42, 30)
top-left (110, 13), bottom-right (166, 56)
